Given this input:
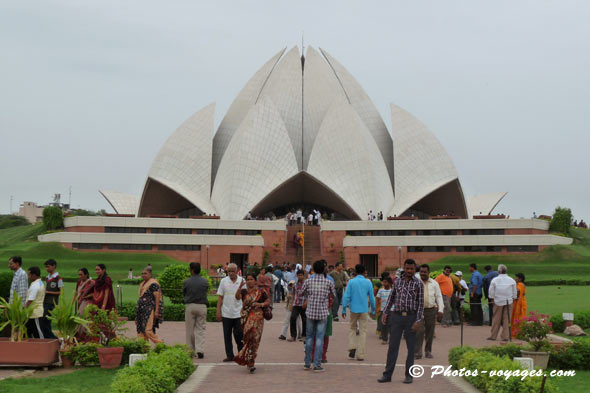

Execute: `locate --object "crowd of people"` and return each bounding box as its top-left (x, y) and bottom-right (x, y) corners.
top-left (7, 254), bottom-right (528, 382)
top-left (6, 256), bottom-right (168, 343)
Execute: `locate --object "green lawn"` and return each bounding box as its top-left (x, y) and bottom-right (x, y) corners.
top-left (0, 367), bottom-right (118, 393)
top-left (551, 370), bottom-right (590, 392)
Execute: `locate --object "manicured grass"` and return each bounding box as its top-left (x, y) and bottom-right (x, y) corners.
top-left (0, 241), bottom-right (181, 281)
top-left (0, 367), bottom-right (119, 393)
top-left (524, 286), bottom-right (590, 316)
top-left (0, 223), bottom-right (45, 248)
top-left (551, 370), bottom-right (590, 392)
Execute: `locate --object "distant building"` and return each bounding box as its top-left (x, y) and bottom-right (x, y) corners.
top-left (18, 202), bottom-right (44, 224)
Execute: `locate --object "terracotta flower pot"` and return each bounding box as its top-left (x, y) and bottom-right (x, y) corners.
top-left (97, 346), bottom-right (124, 369)
top-left (60, 351), bottom-right (74, 368)
top-left (0, 338), bottom-right (59, 366)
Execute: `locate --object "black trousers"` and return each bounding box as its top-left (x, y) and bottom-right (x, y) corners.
top-left (40, 303), bottom-right (57, 339)
top-left (383, 312), bottom-right (417, 379)
top-left (222, 317), bottom-right (243, 359)
top-left (470, 294), bottom-right (483, 325)
top-left (290, 306), bottom-right (307, 338)
top-left (26, 318), bottom-right (44, 338)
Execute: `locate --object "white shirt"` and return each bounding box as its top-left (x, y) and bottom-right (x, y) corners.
top-left (422, 278), bottom-right (444, 312)
top-left (459, 279), bottom-right (468, 300)
top-left (489, 274), bottom-right (517, 306)
top-left (217, 276), bottom-right (245, 319)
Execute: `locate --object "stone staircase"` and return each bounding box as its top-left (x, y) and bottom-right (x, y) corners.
top-left (303, 225), bottom-right (321, 267)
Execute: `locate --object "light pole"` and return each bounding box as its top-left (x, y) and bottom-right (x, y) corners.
top-left (398, 246), bottom-right (402, 269)
top-left (206, 244), bottom-right (210, 273)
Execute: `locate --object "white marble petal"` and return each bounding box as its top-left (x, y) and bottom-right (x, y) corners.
top-left (308, 99), bottom-right (395, 219)
top-left (389, 104), bottom-right (462, 217)
top-left (211, 97), bottom-right (299, 220)
top-left (99, 190), bottom-right (139, 216)
top-left (144, 103), bottom-right (217, 214)
top-left (211, 48), bottom-right (286, 184)
top-left (467, 192), bottom-right (508, 218)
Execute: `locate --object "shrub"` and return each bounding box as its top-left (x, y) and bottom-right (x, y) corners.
top-left (110, 345), bottom-right (195, 393)
top-left (448, 345), bottom-right (475, 368)
top-left (42, 206), bottom-right (64, 230)
top-left (549, 340), bottom-right (590, 370)
top-left (111, 338), bottom-right (151, 365)
top-left (84, 305), bottom-right (127, 346)
top-left (480, 343), bottom-right (523, 359)
top-left (451, 345), bottom-right (560, 392)
top-left (163, 304), bottom-right (185, 321)
top-left (574, 310), bottom-right (590, 329)
top-left (514, 311), bottom-right (551, 351)
top-left (117, 302), bottom-right (137, 321)
top-left (207, 307), bottom-right (217, 322)
top-left (159, 264), bottom-right (212, 304)
top-left (550, 314), bottom-right (565, 333)
top-left (0, 272), bottom-right (12, 300)
top-left (66, 342), bottom-right (100, 365)
top-left (550, 206), bottom-right (572, 235)
top-left (0, 215), bottom-right (29, 229)
top-left (118, 278), bottom-right (142, 285)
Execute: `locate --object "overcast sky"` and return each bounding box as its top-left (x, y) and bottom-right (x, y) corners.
top-left (1, 0), bottom-right (589, 221)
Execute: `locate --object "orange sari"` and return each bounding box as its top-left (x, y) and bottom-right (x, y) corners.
top-left (511, 282), bottom-right (527, 337)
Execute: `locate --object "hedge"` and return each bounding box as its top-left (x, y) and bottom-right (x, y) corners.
top-left (110, 346), bottom-right (195, 393)
top-left (549, 340), bottom-right (590, 370)
top-left (526, 279), bottom-right (590, 286)
top-left (0, 272), bottom-right (12, 300)
top-left (550, 310), bottom-right (590, 333)
top-left (448, 346), bottom-right (559, 393)
top-left (117, 301), bottom-right (218, 322)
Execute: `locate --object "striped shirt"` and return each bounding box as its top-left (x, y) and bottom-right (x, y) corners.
top-left (10, 267), bottom-right (28, 306)
top-left (384, 275), bottom-right (425, 322)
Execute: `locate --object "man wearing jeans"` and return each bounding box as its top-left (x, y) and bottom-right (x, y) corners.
top-left (469, 263), bottom-right (484, 326)
top-left (216, 263), bottom-right (245, 362)
top-left (378, 259), bottom-right (424, 384)
top-left (184, 263), bottom-right (209, 359)
top-left (341, 264), bottom-right (375, 361)
top-left (288, 270), bottom-right (307, 341)
top-left (302, 261), bottom-right (336, 372)
top-left (329, 262), bottom-right (348, 321)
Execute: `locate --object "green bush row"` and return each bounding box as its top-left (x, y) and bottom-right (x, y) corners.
top-left (549, 340), bottom-right (590, 370)
top-left (117, 301), bottom-right (218, 322)
top-left (448, 346), bottom-right (559, 393)
top-left (0, 272), bottom-right (11, 300)
top-left (549, 310), bottom-right (590, 333)
top-left (110, 345), bottom-right (195, 393)
top-left (526, 279), bottom-right (590, 286)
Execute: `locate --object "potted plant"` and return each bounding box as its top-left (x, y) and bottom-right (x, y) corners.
top-left (0, 292), bottom-right (59, 366)
top-left (47, 294), bottom-right (89, 368)
top-left (516, 311), bottom-right (552, 369)
top-left (84, 304), bottom-right (127, 369)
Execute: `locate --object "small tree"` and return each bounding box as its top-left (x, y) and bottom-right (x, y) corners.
top-left (43, 206), bottom-right (64, 230)
top-left (159, 264), bottom-right (212, 304)
top-left (550, 206), bottom-right (573, 234)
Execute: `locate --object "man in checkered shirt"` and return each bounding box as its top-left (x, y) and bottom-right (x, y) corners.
top-left (9, 256), bottom-right (28, 306)
top-left (302, 260), bottom-right (336, 372)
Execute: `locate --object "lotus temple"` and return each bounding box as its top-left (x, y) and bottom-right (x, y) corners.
top-left (39, 46), bottom-right (571, 275)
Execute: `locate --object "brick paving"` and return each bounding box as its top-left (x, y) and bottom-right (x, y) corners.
top-left (124, 305), bottom-right (518, 393)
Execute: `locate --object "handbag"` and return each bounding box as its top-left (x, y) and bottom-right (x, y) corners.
top-left (263, 306), bottom-right (273, 321)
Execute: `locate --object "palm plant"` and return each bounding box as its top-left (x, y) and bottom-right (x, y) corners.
top-left (47, 293), bottom-right (90, 350)
top-left (0, 292), bottom-right (34, 342)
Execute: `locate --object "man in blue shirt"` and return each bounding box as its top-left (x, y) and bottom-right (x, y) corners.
top-left (482, 265), bottom-right (499, 326)
top-left (273, 266), bottom-right (284, 303)
top-left (469, 263), bottom-right (484, 326)
top-left (341, 264), bottom-right (375, 361)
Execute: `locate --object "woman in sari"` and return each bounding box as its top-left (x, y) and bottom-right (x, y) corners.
top-left (234, 273), bottom-right (270, 373)
top-left (257, 267), bottom-right (271, 297)
top-left (75, 268), bottom-right (95, 315)
top-left (136, 268), bottom-right (163, 343)
top-left (92, 264), bottom-right (116, 311)
top-left (511, 272), bottom-right (527, 337)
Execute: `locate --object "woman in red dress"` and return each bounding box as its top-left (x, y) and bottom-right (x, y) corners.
top-left (92, 264), bottom-right (116, 311)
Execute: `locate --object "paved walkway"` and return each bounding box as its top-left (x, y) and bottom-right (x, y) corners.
top-left (124, 306), bottom-right (514, 393)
